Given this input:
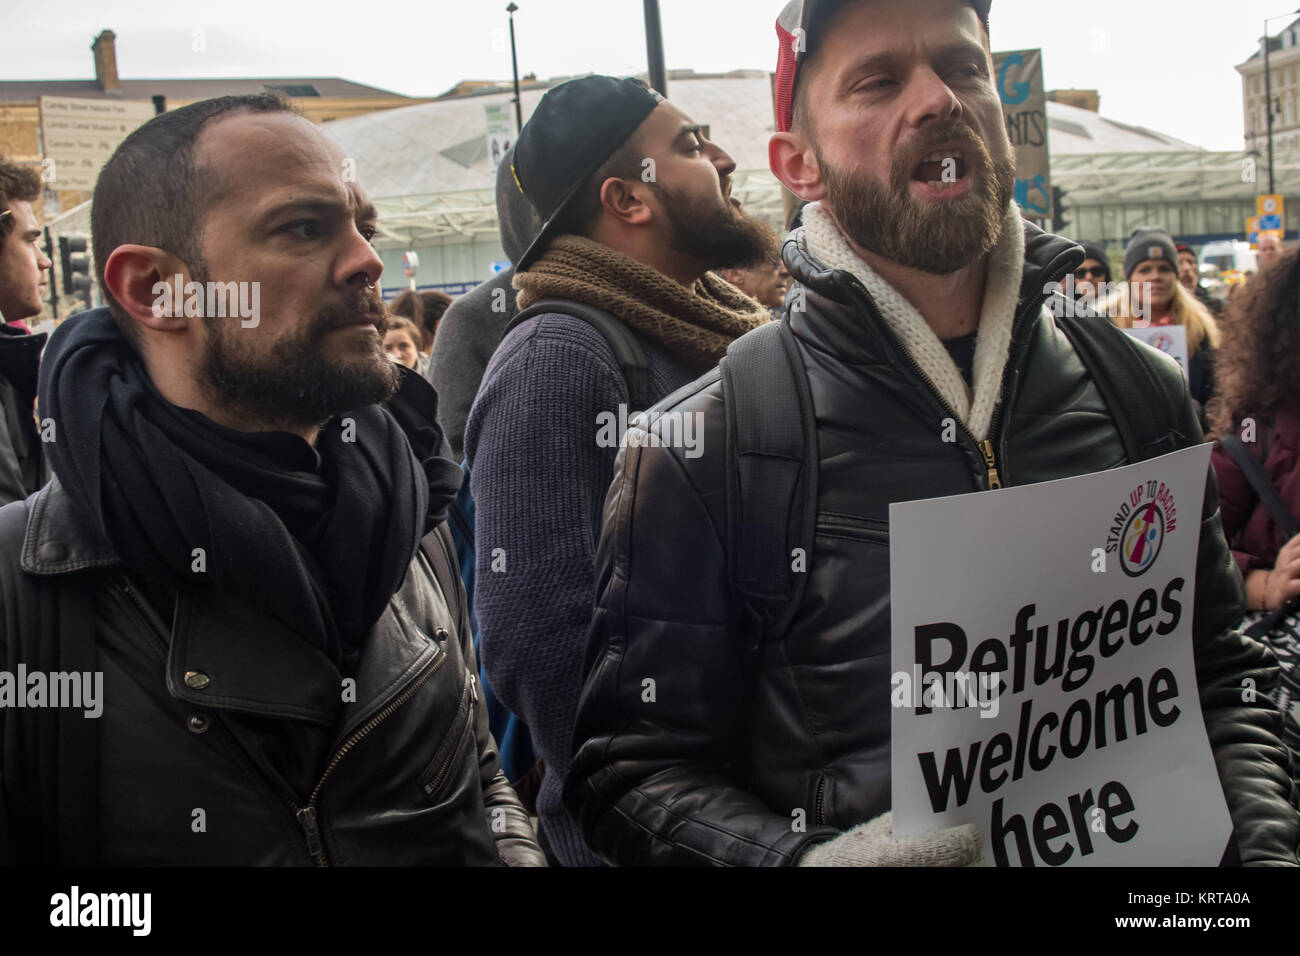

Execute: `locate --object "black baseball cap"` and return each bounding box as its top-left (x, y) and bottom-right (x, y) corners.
top-left (510, 75), bottom-right (664, 271)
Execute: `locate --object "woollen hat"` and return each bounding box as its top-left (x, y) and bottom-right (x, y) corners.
top-left (1124, 229), bottom-right (1178, 280)
top-left (1078, 241), bottom-right (1111, 281)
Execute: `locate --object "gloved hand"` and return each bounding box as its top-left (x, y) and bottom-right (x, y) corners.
top-left (797, 811), bottom-right (983, 867)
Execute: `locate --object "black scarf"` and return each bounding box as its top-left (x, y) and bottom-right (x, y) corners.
top-left (40, 309), bottom-right (463, 671)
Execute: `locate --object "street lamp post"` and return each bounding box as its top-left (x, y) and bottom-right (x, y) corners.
top-left (1262, 11), bottom-right (1300, 195)
top-left (507, 3), bottom-right (523, 134)
top-left (644, 0), bottom-right (668, 97)
top-left (1266, 22), bottom-right (1277, 194)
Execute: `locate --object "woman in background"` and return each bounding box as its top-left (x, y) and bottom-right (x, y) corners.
top-left (382, 315), bottom-right (423, 371)
top-left (391, 289), bottom-right (453, 375)
top-left (1104, 228), bottom-right (1220, 424)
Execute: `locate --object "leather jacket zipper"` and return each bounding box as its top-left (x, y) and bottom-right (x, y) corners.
top-left (979, 439), bottom-right (1003, 490)
top-left (815, 513), bottom-right (889, 543)
top-left (111, 578), bottom-right (171, 659)
top-left (292, 649), bottom-right (447, 865)
top-left (814, 774), bottom-right (827, 826)
top-left (420, 671), bottom-right (475, 799)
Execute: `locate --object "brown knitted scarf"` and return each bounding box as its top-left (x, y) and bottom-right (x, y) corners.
top-left (513, 235), bottom-right (771, 368)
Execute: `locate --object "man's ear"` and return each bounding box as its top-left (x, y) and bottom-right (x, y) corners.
top-left (101, 245), bottom-right (194, 333)
top-left (599, 177), bottom-right (653, 228)
top-left (770, 132), bottom-right (827, 203)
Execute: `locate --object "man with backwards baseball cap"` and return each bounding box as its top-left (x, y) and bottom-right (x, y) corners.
top-left (465, 74), bottom-right (773, 866)
top-left (566, 0), bottom-right (1300, 866)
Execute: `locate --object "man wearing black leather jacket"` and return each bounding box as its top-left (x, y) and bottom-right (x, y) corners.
top-left (565, 0), bottom-right (1300, 867)
top-left (0, 94), bottom-right (543, 865)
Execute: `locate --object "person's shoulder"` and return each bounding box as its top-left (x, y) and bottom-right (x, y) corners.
top-left (491, 309), bottom-right (631, 380)
top-left (0, 496), bottom-right (34, 610)
top-left (0, 496), bottom-right (28, 554)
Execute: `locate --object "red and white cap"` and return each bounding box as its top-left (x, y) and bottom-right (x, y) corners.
top-left (774, 0), bottom-right (993, 133)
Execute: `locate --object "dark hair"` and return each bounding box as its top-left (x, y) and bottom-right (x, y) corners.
top-left (384, 314), bottom-right (421, 344)
top-left (391, 289), bottom-right (453, 351)
top-left (0, 154), bottom-right (41, 240)
top-left (91, 92), bottom-right (300, 335)
top-left (792, 0), bottom-right (991, 134)
top-left (1211, 248), bottom-right (1300, 437)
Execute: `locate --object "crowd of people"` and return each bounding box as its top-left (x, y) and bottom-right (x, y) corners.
top-left (0, 0), bottom-right (1297, 868)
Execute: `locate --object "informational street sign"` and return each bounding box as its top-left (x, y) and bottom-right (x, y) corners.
top-left (1257, 195), bottom-right (1286, 241)
top-left (484, 103), bottom-right (514, 175)
top-left (39, 96), bottom-right (155, 191)
top-left (993, 49), bottom-right (1051, 221)
top-left (890, 445), bottom-right (1232, 867)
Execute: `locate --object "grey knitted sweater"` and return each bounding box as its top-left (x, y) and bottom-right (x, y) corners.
top-left (465, 312), bottom-right (702, 866)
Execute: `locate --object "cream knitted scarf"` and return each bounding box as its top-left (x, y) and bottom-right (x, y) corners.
top-left (798, 200), bottom-right (1027, 442)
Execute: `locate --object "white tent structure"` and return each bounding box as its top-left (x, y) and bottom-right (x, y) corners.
top-left (323, 71), bottom-right (788, 293)
top-left (318, 75), bottom-right (1296, 288)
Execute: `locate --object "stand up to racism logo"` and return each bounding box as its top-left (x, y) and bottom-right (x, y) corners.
top-left (1106, 478), bottom-right (1179, 577)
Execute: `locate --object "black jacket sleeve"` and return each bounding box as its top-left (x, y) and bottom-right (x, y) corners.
top-left (565, 425), bottom-right (839, 866)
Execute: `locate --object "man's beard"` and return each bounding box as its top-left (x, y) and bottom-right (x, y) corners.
top-left (655, 180), bottom-right (774, 272)
top-left (819, 121), bottom-right (1016, 275)
top-left (196, 282), bottom-right (401, 430)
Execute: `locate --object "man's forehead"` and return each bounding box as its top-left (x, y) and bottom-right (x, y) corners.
top-left (819, 0), bottom-right (985, 66)
top-left (196, 111), bottom-right (353, 198)
top-left (644, 101), bottom-right (695, 136)
top-left (7, 199), bottom-right (37, 226)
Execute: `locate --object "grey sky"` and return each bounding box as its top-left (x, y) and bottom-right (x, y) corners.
top-left (11, 1), bottom-right (1294, 151)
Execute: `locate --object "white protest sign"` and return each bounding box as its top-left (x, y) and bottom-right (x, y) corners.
top-left (890, 444), bottom-right (1231, 866)
top-left (1125, 326), bottom-right (1189, 380)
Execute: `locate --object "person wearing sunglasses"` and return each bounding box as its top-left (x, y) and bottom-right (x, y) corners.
top-left (1067, 240), bottom-right (1111, 302)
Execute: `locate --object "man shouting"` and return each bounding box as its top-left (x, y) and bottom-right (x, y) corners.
top-left (565, 0), bottom-right (1300, 866)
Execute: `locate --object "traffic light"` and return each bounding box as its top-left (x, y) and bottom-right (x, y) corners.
top-left (58, 235), bottom-right (92, 311)
top-left (1051, 186), bottom-right (1071, 234)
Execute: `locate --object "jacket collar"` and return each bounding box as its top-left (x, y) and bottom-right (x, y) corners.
top-left (783, 214), bottom-right (1086, 365)
top-left (21, 477), bottom-right (446, 730)
top-left (21, 476), bottom-right (119, 577)
top-left (0, 325), bottom-right (47, 409)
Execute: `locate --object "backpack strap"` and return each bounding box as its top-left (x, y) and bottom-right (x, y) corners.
top-left (505, 298), bottom-right (655, 411)
top-left (720, 319), bottom-right (819, 639)
top-left (1219, 435), bottom-right (1299, 541)
top-left (1054, 307), bottom-right (1186, 463)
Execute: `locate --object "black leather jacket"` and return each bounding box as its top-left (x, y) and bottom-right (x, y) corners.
top-left (565, 222), bottom-right (1300, 867)
top-left (0, 479), bottom-right (544, 866)
top-left (0, 326), bottom-right (46, 507)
